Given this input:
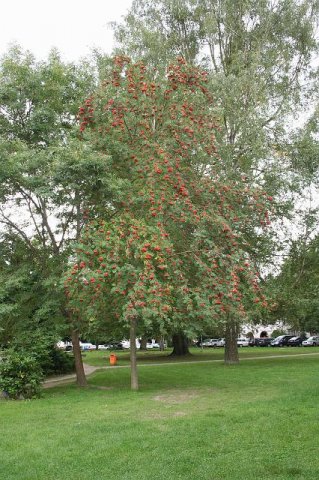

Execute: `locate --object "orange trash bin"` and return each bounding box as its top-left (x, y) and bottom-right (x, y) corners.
top-left (109, 353), bottom-right (117, 366)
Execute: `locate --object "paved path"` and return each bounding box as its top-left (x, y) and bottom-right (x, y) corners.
top-left (43, 363), bottom-right (99, 388)
top-left (43, 351), bottom-right (319, 389)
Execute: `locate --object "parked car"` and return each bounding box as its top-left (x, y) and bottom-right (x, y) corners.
top-left (270, 335), bottom-right (295, 347)
top-left (103, 342), bottom-right (124, 350)
top-left (98, 344), bottom-right (112, 350)
top-left (237, 338), bottom-right (249, 347)
top-left (80, 342), bottom-right (96, 351)
top-left (302, 336), bottom-right (319, 346)
top-left (215, 338), bottom-right (225, 347)
top-left (287, 336), bottom-right (306, 347)
top-left (57, 341), bottom-right (73, 350)
top-left (200, 338), bottom-right (219, 348)
top-left (121, 339), bottom-right (141, 349)
top-left (146, 341), bottom-right (160, 349)
top-left (257, 337), bottom-right (274, 347)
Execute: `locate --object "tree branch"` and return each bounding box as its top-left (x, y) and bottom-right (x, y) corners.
top-left (0, 210), bottom-right (37, 254)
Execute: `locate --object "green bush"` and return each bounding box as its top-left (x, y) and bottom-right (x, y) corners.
top-left (10, 334), bottom-right (75, 376)
top-left (42, 347), bottom-right (75, 375)
top-left (0, 349), bottom-right (43, 399)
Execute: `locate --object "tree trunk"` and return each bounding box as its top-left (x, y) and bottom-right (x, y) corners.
top-left (139, 336), bottom-right (147, 351)
top-left (71, 329), bottom-right (88, 387)
top-left (224, 317), bottom-right (239, 365)
top-left (130, 318), bottom-right (138, 390)
top-left (170, 332), bottom-right (190, 356)
top-left (159, 336), bottom-right (165, 351)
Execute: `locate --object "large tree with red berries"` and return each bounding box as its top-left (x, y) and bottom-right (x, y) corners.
top-left (65, 57), bottom-right (271, 389)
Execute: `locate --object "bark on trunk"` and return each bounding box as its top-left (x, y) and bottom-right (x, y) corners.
top-left (130, 318), bottom-right (138, 391)
top-left (71, 329), bottom-right (88, 386)
top-left (170, 332), bottom-right (190, 356)
top-left (159, 336), bottom-right (165, 351)
top-left (224, 317), bottom-right (239, 365)
top-left (139, 336), bottom-right (147, 351)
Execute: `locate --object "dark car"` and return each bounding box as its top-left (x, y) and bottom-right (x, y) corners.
top-left (270, 335), bottom-right (295, 347)
top-left (287, 336), bottom-right (306, 347)
top-left (110, 343), bottom-right (124, 350)
top-left (256, 337), bottom-right (273, 347)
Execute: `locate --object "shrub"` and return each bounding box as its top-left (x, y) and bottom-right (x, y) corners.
top-left (10, 334), bottom-right (75, 376)
top-left (0, 349), bottom-right (43, 399)
top-left (43, 347), bottom-right (75, 375)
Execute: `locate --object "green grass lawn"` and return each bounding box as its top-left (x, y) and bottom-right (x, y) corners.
top-left (1, 353), bottom-right (319, 479)
top-left (85, 345), bottom-right (319, 367)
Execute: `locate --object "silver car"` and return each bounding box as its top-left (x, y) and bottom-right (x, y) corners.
top-left (302, 336), bottom-right (319, 346)
top-left (201, 338), bottom-right (219, 347)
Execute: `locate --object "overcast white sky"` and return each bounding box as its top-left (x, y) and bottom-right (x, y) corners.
top-left (0, 0), bottom-right (133, 62)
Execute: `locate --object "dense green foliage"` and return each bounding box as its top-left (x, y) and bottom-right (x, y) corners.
top-left (112, 0), bottom-right (319, 347)
top-left (0, 234), bottom-right (64, 345)
top-left (0, 349), bottom-right (43, 399)
top-left (114, 0), bottom-right (318, 182)
top-left (65, 58), bottom-right (270, 352)
top-left (0, 1), bottom-right (318, 376)
top-left (269, 236), bottom-right (319, 332)
top-left (9, 334), bottom-right (76, 376)
top-left (0, 48), bottom-right (112, 355)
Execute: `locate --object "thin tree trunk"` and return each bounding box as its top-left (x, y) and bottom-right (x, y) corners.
top-left (224, 316), bottom-right (239, 365)
top-left (130, 318), bottom-right (138, 390)
top-left (159, 336), bottom-right (165, 351)
top-left (69, 203), bottom-right (88, 387)
top-left (71, 329), bottom-right (88, 387)
top-left (170, 332), bottom-right (190, 356)
top-left (139, 336), bottom-right (147, 351)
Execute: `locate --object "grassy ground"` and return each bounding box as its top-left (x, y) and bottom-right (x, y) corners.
top-left (1, 352), bottom-right (319, 479)
top-left (84, 345), bottom-right (319, 367)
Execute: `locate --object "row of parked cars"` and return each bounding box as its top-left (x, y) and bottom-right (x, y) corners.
top-left (59, 339), bottom-right (161, 351)
top-left (200, 338), bottom-right (249, 348)
top-left (268, 335), bottom-right (319, 347)
top-left (200, 335), bottom-right (319, 348)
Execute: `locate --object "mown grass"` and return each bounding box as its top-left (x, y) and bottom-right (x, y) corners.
top-left (85, 345), bottom-right (319, 367)
top-left (1, 354), bottom-right (319, 479)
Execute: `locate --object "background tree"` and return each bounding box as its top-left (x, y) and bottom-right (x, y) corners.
top-left (267, 235), bottom-right (319, 334)
top-left (0, 46), bottom-right (112, 385)
top-left (113, 0), bottom-right (318, 172)
top-left (112, 0), bottom-right (319, 359)
top-left (0, 233), bottom-right (62, 345)
top-left (265, 97), bottom-right (319, 335)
